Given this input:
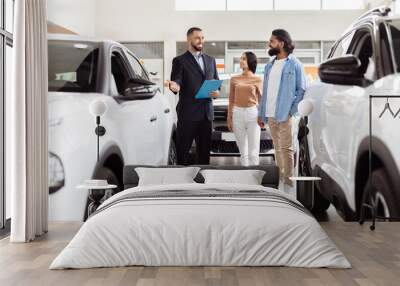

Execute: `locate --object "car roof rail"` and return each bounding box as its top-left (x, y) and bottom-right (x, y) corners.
top-left (356, 6), bottom-right (391, 21)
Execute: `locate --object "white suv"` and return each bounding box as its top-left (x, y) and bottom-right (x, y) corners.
top-left (294, 7), bottom-right (400, 220)
top-left (48, 35), bottom-right (177, 221)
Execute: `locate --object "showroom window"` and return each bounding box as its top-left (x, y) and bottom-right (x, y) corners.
top-left (1, 0), bottom-right (14, 233)
top-left (227, 0), bottom-right (273, 11)
top-left (176, 0), bottom-right (365, 11)
top-left (322, 0), bottom-right (364, 10)
top-left (177, 40), bottom-right (326, 80)
top-left (322, 41), bottom-right (335, 60)
top-left (175, 0), bottom-right (226, 11)
top-left (275, 0), bottom-right (320, 11)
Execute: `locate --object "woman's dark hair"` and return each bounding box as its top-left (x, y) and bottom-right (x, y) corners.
top-left (244, 51), bottom-right (257, 74)
top-left (272, 29), bottom-right (295, 54)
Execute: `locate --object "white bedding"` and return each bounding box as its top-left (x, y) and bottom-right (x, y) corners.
top-left (50, 183), bottom-right (351, 269)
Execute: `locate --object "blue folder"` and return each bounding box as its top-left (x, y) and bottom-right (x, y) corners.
top-left (195, 80), bottom-right (223, 99)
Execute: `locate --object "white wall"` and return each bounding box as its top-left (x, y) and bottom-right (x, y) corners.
top-left (95, 0), bottom-right (363, 42)
top-left (93, 0), bottom-right (364, 87)
top-left (47, 0), bottom-right (96, 36)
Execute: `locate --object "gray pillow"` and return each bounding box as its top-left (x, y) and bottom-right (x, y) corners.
top-left (200, 169), bottom-right (266, 185)
top-left (135, 167), bottom-right (201, 186)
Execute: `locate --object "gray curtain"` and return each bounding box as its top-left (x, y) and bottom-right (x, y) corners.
top-left (9, 0), bottom-right (48, 242)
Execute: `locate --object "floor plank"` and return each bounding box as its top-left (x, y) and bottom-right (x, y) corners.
top-left (1, 219), bottom-right (399, 286)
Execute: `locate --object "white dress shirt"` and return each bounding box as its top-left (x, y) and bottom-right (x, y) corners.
top-left (191, 51), bottom-right (205, 73)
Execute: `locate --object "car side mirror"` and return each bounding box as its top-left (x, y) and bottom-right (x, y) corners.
top-left (126, 77), bottom-right (155, 87)
top-left (319, 55), bottom-right (372, 87)
top-left (115, 77), bottom-right (156, 100)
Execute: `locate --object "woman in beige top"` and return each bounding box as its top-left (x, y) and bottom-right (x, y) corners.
top-left (228, 52), bottom-right (263, 166)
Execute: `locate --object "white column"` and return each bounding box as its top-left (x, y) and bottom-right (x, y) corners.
top-left (164, 39), bottom-right (178, 112)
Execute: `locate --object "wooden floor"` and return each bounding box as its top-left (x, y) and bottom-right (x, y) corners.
top-left (1, 217), bottom-right (399, 286)
top-left (1, 157), bottom-right (398, 285)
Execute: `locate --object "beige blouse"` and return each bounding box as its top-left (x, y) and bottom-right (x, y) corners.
top-left (228, 74), bottom-right (263, 120)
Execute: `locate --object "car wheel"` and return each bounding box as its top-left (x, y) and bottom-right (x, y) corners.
top-left (360, 168), bottom-right (400, 219)
top-left (168, 139), bottom-right (177, 165)
top-left (297, 120), bottom-right (330, 213)
top-left (83, 166), bottom-right (122, 221)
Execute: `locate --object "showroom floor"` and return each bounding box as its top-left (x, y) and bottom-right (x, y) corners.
top-left (1, 156), bottom-right (399, 286)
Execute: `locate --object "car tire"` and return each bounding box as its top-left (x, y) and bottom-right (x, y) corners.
top-left (297, 121), bottom-right (330, 213)
top-left (83, 166), bottom-right (122, 221)
top-left (360, 168), bottom-right (400, 219)
top-left (168, 138), bottom-right (178, 165)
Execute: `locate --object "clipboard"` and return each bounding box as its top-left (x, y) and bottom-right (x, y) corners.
top-left (195, 80), bottom-right (223, 99)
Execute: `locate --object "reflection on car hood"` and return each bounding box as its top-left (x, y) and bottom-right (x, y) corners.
top-left (48, 92), bottom-right (104, 125)
top-left (213, 98), bottom-right (229, 107)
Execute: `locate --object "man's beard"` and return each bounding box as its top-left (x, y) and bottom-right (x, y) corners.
top-left (191, 43), bottom-right (203, 52)
top-left (268, 47), bottom-right (280, 56)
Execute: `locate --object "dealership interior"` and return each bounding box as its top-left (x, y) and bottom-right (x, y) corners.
top-left (1, 0), bottom-right (400, 285)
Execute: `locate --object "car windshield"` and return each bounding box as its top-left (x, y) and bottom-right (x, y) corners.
top-left (389, 20), bottom-right (400, 72)
top-left (48, 40), bottom-right (100, 92)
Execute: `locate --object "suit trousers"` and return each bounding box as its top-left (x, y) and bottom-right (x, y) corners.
top-left (176, 117), bottom-right (212, 165)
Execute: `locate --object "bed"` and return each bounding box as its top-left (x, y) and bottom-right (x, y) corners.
top-left (50, 165), bottom-right (350, 269)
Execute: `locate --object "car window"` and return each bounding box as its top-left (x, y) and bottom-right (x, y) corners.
top-left (330, 31), bottom-right (354, 59)
top-left (48, 40), bottom-right (99, 92)
top-left (126, 52), bottom-right (149, 80)
top-left (387, 20), bottom-right (400, 72)
top-left (379, 23), bottom-right (394, 75)
top-left (349, 29), bottom-right (375, 80)
top-left (111, 51), bottom-right (131, 95)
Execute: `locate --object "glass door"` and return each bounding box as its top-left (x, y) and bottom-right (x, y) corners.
top-left (1, 0), bottom-right (14, 232)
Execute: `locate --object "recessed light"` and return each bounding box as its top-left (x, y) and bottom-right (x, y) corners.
top-left (74, 43), bottom-right (88, 49)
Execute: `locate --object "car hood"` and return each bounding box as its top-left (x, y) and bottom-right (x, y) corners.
top-left (48, 92), bottom-right (105, 126)
top-left (213, 98), bottom-right (229, 107)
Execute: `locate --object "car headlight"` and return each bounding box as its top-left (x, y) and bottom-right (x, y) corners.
top-left (48, 152), bottom-right (65, 194)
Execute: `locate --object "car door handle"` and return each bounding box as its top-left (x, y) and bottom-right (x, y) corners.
top-left (164, 108), bottom-right (170, 114)
top-left (150, 115), bottom-right (157, 122)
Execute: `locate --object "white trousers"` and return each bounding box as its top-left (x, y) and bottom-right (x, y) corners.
top-left (232, 106), bottom-right (261, 166)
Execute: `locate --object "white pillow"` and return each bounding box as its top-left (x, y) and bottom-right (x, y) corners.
top-left (200, 169), bottom-right (266, 185)
top-left (135, 167), bottom-right (201, 186)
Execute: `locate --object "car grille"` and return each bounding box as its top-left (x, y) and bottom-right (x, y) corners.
top-left (211, 140), bottom-right (273, 154)
top-left (214, 107), bottom-right (228, 122)
top-left (214, 126), bottom-right (229, 132)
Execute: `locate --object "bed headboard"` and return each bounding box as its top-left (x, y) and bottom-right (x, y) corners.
top-left (123, 164), bottom-right (279, 189)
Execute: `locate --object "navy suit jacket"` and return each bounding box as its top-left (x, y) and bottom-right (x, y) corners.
top-left (170, 51), bottom-right (219, 121)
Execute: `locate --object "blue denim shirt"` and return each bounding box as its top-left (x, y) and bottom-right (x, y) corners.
top-left (258, 54), bottom-right (306, 123)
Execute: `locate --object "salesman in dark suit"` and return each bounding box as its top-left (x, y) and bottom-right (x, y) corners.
top-left (165, 27), bottom-right (219, 165)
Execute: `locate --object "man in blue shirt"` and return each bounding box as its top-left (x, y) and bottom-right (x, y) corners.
top-left (258, 29), bottom-right (306, 188)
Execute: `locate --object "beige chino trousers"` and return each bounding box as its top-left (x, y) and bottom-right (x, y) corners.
top-left (268, 117), bottom-right (294, 187)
